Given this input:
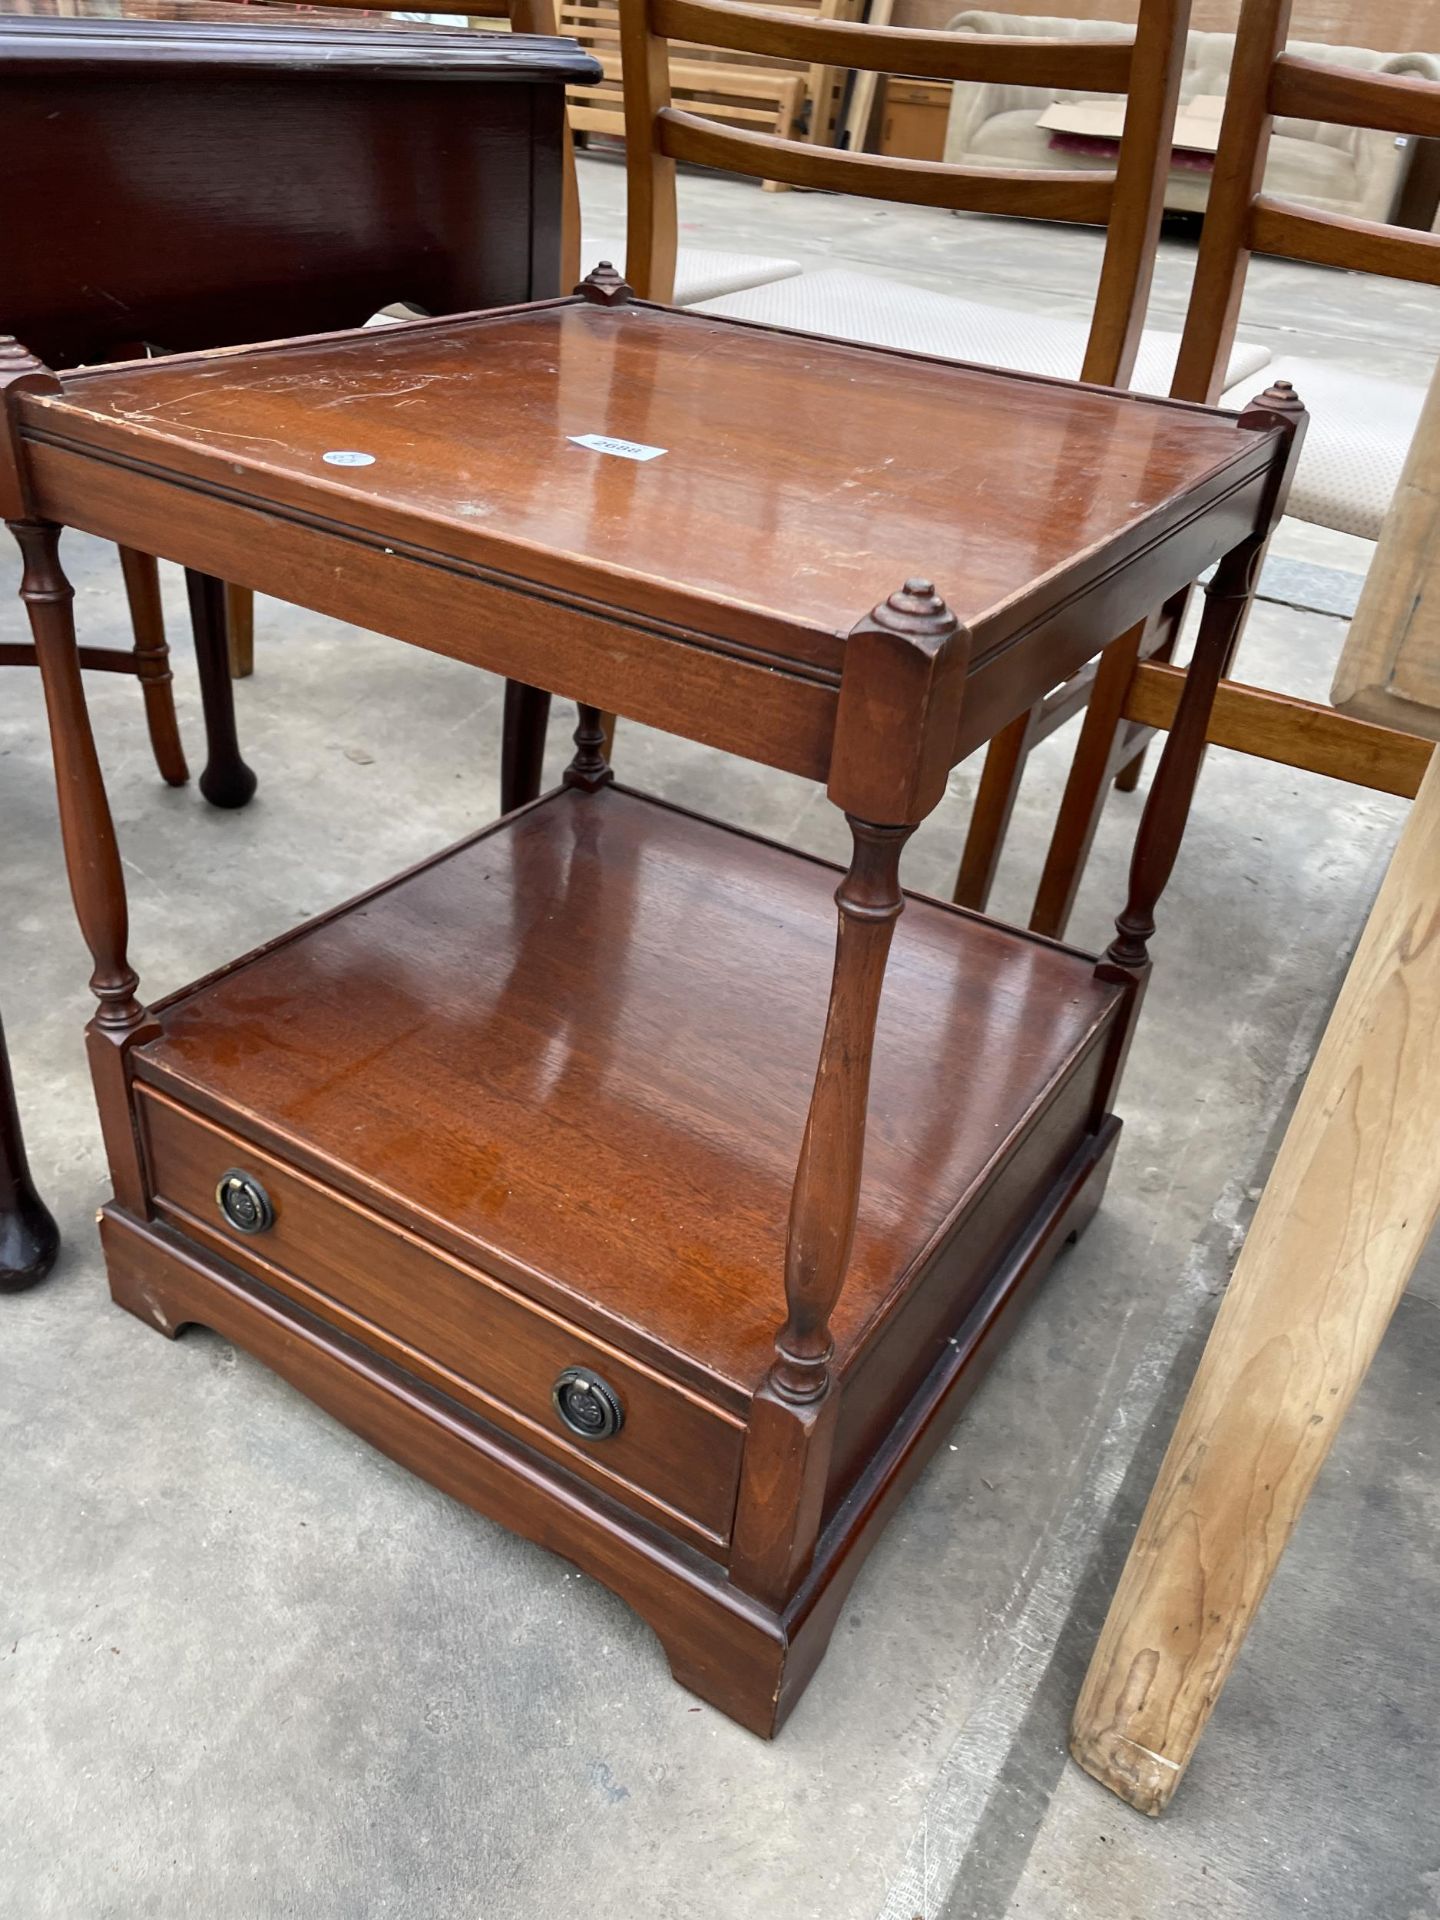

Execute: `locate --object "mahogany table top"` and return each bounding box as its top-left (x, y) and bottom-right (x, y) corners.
top-left (22, 298), bottom-right (1273, 668)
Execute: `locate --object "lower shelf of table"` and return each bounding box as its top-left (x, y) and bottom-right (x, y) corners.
top-left (121, 781), bottom-right (1127, 1580)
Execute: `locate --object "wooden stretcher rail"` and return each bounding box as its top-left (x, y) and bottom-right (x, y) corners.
top-left (1124, 662), bottom-right (1433, 797)
top-left (657, 107), bottom-right (1118, 217)
top-left (1269, 53), bottom-right (1440, 138)
top-left (652, 0), bottom-right (1133, 89)
top-left (1249, 198), bottom-right (1440, 285)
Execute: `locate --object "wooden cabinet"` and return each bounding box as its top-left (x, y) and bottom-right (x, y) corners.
top-left (876, 77), bottom-right (952, 161)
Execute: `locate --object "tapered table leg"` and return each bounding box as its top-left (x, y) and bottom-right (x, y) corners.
top-left (186, 568), bottom-right (257, 810)
top-left (0, 1000), bottom-right (59, 1292)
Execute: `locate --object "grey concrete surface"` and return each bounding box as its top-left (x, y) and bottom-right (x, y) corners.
top-left (2, 167), bottom-right (1437, 1918)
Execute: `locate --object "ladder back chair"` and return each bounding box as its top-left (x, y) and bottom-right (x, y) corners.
top-left (1025, 0), bottom-right (1440, 941)
top-left (621, 0), bottom-right (1189, 353)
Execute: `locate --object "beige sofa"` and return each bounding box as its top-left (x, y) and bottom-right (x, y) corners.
top-left (943, 13), bottom-right (1439, 224)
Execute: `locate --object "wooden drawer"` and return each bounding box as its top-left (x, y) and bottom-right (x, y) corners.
top-left (137, 1088), bottom-right (744, 1553)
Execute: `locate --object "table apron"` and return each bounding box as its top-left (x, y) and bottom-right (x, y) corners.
top-left (24, 439), bottom-right (1271, 792)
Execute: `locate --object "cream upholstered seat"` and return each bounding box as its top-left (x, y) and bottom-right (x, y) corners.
top-left (698, 268), bottom-right (1271, 398)
top-left (581, 236), bottom-right (800, 307)
top-left (943, 13), bottom-right (1438, 224)
top-left (1220, 355), bottom-right (1429, 542)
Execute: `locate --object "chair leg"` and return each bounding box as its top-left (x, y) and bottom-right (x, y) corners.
top-left (500, 680), bottom-right (553, 813)
top-left (225, 582), bottom-right (254, 678)
top-left (1110, 588), bottom-right (1191, 798)
top-left (185, 569), bottom-right (257, 810)
top-left (1029, 620), bottom-right (1149, 942)
top-left (117, 546), bottom-right (188, 788)
top-left (0, 998), bottom-right (60, 1292)
top-left (1113, 742), bottom-right (1148, 793)
top-left (952, 706), bottom-right (1036, 913)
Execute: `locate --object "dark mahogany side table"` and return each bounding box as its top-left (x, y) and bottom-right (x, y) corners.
top-left (0, 272), bottom-right (1305, 1732)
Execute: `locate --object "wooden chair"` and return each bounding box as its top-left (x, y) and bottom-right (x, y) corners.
top-left (620, 0), bottom-right (1190, 339)
top-left (1014, 0), bottom-right (1440, 940)
top-left (565, 0), bottom-right (865, 191)
top-left (565, 0), bottom-right (806, 163)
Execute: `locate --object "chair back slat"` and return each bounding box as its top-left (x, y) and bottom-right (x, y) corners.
top-left (1270, 53), bottom-right (1440, 138)
top-left (658, 108), bottom-right (1118, 219)
top-left (623, 0), bottom-right (1192, 394)
top-left (1250, 199), bottom-right (1440, 285)
top-left (653, 0), bottom-right (1132, 90)
top-left (1175, 0), bottom-right (1440, 404)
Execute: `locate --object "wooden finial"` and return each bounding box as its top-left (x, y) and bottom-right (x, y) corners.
top-left (1238, 376), bottom-right (1306, 429)
top-left (870, 577), bottom-right (953, 637)
top-left (829, 578), bottom-right (970, 826)
top-left (0, 336), bottom-right (46, 377)
top-left (575, 261), bottom-right (634, 307)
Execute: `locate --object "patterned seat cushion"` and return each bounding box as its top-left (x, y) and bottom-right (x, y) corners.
top-left (1220, 355), bottom-right (1427, 543)
top-left (697, 268), bottom-right (1271, 398)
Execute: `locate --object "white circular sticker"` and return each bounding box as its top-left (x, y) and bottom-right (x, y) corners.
top-left (322, 450), bottom-right (376, 467)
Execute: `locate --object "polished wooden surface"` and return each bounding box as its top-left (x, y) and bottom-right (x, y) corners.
top-left (616, 0), bottom-right (1191, 908)
top-left (134, 786), bottom-right (1124, 1399)
top-left (21, 300), bottom-right (1273, 663)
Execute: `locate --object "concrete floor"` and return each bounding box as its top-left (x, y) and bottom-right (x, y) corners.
top-left (2, 165), bottom-right (1438, 1918)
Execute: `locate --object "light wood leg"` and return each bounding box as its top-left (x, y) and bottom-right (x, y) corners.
top-left (1072, 748), bottom-right (1440, 1813)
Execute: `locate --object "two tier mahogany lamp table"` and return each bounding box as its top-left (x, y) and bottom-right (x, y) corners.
top-left (0, 275), bottom-right (1304, 1736)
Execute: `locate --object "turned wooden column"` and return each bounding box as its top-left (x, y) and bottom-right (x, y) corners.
top-left (11, 518), bottom-right (158, 1214)
top-left (731, 580), bottom-right (971, 1607)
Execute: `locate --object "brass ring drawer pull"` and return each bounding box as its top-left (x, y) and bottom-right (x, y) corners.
top-left (552, 1367), bottom-right (624, 1441)
top-left (215, 1169), bottom-right (274, 1235)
